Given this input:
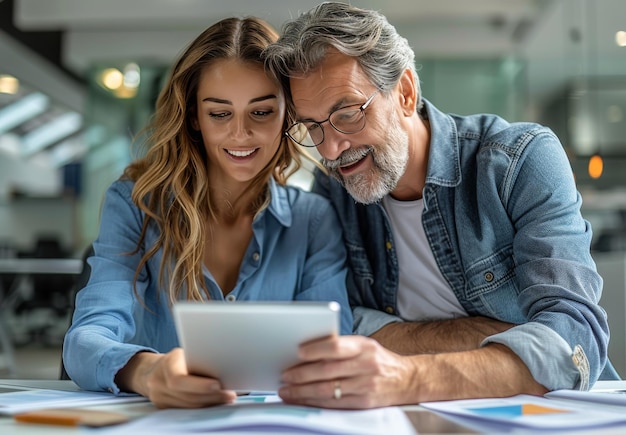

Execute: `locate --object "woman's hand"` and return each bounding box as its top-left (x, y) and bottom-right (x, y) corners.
top-left (115, 348), bottom-right (237, 408)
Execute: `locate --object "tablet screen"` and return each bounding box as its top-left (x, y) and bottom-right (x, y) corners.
top-left (173, 301), bottom-right (340, 392)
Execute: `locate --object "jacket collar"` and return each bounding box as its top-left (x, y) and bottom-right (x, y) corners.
top-left (421, 98), bottom-right (462, 188)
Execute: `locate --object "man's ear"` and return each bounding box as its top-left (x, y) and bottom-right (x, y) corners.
top-left (397, 68), bottom-right (417, 117)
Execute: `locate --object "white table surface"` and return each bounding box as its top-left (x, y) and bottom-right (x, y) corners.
top-left (1, 380), bottom-right (625, 434)
top-left (0, 379), bottom-right (472, 434)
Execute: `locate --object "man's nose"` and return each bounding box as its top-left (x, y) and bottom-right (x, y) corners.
top-left (316, 128), bottom-right (351, 161)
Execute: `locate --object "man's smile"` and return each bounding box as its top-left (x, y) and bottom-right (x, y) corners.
top-left (339, 152), bottom-right (370, 175)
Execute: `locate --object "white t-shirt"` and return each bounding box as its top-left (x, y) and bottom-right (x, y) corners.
top-left (382, 195), bottom-right (467, 321)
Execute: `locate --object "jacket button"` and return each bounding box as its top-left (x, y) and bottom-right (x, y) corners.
top-left (484, 272), bottom-right (494, 282)
top-left (385, 306), bottom-right (394, 314)
top-left (385, 241), bottom-right (392, 250)
top-left (571, 344), bottom-right (590, 391)
top-left (252, 252), bottom-right (260, 261)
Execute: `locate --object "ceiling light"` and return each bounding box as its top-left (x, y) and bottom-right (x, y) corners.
top-left (21, 112), bottom-right (83, 156)
top-left (0, 92), bottom-right (49, 134)
top-left (101, 68), bottom-right (124, 90)
top-left (114, 86), bottom-right (138, 99)
top-left (123, 63), bottom-right (141, 89)
top-left (0, 75), bottom-right (19, 94)
top-left (616, 31), bottom-right (626, 47)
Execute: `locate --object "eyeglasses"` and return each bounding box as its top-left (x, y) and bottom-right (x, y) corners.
top-left (285, 91), bottom-right (378, 147)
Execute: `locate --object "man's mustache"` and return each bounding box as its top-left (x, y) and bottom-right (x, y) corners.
top-left (322, 146), bottom-right (373, 170)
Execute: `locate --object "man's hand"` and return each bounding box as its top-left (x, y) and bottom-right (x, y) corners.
top-left (279, 335), bottom-right (416, 408)
top-left (115, 348), bottom-right (237, 408)
top-left (278, 335), bottom-right (547, 409)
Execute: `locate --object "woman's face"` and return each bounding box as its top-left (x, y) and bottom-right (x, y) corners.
top-left (194, 59), bottom-right (286, 186)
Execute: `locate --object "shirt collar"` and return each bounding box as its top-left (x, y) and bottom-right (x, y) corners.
top-left (261, 177), bottom-right (293, 227)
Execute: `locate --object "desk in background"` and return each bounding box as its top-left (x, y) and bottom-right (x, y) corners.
top-left (0, 259), bottom-right (83, 377)
top-left (0, 259), bottom-right (83, 275)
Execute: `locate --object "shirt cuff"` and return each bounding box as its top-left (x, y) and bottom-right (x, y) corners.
top-left (481, 322), bottom-right (586, 391)
top-left (352, 306), bottom-right (403, 336)
top-left (98, 345), bottom-right (157, 395)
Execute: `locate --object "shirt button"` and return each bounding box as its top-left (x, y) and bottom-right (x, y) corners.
top-left (226, 294), bottom-right (236, 302)
top-left (385, 306), bottom-right (394, 314)
top-left (484, 271), bottom-right (494, 282)
top-left (252, 252), bottom-right (260, 261)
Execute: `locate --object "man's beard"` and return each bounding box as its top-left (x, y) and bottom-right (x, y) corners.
top-left (322, 115), bottom-right (409, 204)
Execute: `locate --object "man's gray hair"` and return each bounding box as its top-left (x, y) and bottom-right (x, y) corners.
top-left (264, 1), bottom-right (421, 107)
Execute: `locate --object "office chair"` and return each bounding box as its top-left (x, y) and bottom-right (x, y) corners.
top-left (10, 236), bottom-right (76, 347)
top-left (24, 236), bottom-right (74, 317)
top-left (59, 244), bottom-right (94, 380)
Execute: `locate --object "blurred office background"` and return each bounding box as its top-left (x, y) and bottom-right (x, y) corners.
top-left (0, 0), bottom-right (625, 378)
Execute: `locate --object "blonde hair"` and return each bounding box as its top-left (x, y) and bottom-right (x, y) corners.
top-left (123, 17), bottom-right (313, 303)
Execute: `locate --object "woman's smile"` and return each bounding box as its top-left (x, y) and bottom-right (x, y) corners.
top-left (225, 148), bottom-right (260, 160)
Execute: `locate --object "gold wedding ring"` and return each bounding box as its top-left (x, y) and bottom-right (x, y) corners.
top-left (333, 380), bottom-right (342, 400)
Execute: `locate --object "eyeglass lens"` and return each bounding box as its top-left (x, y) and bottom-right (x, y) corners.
top-left (287, 106), bottom-right (366, 147)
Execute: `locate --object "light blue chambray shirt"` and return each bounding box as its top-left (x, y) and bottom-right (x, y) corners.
top-left (312, 99), bottom-right (620, 392)
top-left (63, 178), bottom-right (352, 394)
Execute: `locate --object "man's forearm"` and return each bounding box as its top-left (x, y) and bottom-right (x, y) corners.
top-left (402, 343), bottom-right (548, 404)
top-left (370, 316), bottom-right (514, 355)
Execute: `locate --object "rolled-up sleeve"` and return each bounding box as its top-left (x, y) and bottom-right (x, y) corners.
top-left (481, 323), bottom-right (586, 391)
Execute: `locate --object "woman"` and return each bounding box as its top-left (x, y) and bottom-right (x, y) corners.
top-left (63, 17), bottom-right (352, 409)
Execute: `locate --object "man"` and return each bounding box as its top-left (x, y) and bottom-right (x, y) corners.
top-left (264, 2), bottom-right (620, 409)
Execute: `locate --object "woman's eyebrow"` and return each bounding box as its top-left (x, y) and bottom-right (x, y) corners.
top-left (202, 94), bottom-right (277, 104)
top-left (249, 94), bottom-right (277, 103)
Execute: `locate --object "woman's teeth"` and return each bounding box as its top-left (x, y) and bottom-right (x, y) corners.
top-left (227, 149), bottom-right (256, 157)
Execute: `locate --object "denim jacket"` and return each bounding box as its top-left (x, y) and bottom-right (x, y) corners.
top-left (312, 99), bottom-right (619, 391)
top-left (64, 178), bottom-right (353, 393)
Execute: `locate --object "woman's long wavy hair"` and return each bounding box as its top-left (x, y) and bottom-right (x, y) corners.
top-left (123, 17), bottom-right (309, 304)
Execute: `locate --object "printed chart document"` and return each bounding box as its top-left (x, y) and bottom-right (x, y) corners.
top-left (420, 394), bottom-right (626, 432)
top-left (99, 401), bottom-right (417, 435)
top-left (546, 388), bottom-right (626, 406)
top-left (546, 380), bottom-right (626, 406)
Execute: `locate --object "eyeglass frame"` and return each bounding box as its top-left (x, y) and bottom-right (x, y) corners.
top-left (285, 91), bottom-right (379, 147)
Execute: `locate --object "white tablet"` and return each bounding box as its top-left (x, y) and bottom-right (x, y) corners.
top-left (172, 301), bottom-right (340, 392)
